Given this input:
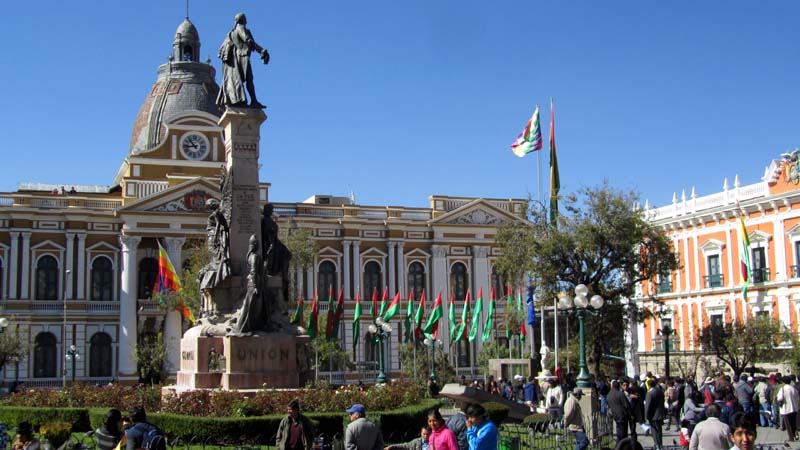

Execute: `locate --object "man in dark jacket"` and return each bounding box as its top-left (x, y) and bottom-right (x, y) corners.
top-left (607, 380), bottom-right (633, 443)
top-left (645, 378), bottom-right (666, 450)
top-left (276, 399), bottom-right (314, 450)
top-left (125, 406), bottom-right (160, 450)
top-left (446, 404), bottom-right (468, 450)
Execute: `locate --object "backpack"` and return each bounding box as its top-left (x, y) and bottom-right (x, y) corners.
top-left (141, 424), bottom-right (167, 450)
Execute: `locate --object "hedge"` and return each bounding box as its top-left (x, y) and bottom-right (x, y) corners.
top-left (3, 400), bottom-right (441, 445)
top-left (0, 407), bottom-right (91, 433)
top-left (481, 402), bottom-right (510, 425)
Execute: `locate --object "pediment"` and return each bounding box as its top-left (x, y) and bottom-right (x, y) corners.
top-left (118, 178), bottom-right (220, 213)
top-left (432, 199), bottom-right (524, 226)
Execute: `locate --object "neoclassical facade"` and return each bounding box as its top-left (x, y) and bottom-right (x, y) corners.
top-left (630, 153), bottom-right (800, 376)
top-left (0, 18), bottom-right (526, 386)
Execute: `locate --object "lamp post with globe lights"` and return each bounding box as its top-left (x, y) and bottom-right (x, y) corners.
top-left (368, 317), bottom-right (392, 384)
top-left (658, 318), bottom-right (676, 378)
top-left (422, 336), bottom-right (442, 381)
top-left (65, 344), bottom-right (80, 383)
top-left (557, 284), bottom-right (604, 388)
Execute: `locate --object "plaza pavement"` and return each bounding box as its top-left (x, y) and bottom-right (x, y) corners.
top-left (632, 424), bottom-right (792, 449)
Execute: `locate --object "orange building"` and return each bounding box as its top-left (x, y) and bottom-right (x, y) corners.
top-left (631, 152), bottom-right (800, 376)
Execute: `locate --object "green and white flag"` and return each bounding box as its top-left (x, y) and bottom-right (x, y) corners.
top-left (352, 290), bottom-right (362, 354)
top-left (448, 291), bottom-right (456, 337)
top-left (454, 288), bottom-right (471, 342)
top-left (482, 287), bottom-right (496, 342)
top-left (468, 287), bottom-right (484, 342)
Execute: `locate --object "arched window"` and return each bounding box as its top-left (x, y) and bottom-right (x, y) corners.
top-left (33, 332), bottom-right (57, 378)
top-left (450, 262), bottom-right (468, 303)
top-left (407, 262), bottom-right (426, 301)
top-left (318, 261), bottom-right (337, 300)
top-left (89, 332), bottom-right (113, 377)
top-left (491, 266), bottom-right (507, 299)
top-left (456, 340), bottom-right (471, 368)
top-left (36, 255), bottom-right (59, 300)
top-left (363, 261), bottom-right (382, 300)
top-left (91, 257), bottom-right (114, 301)
top-left (138, 257), bottom-right (158, 300)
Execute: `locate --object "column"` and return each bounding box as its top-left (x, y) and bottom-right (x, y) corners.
top-left (20, 233), bottom-right (31, 300)
top-left (163, 237), bottom-right (185, 374)
top-left (682, 237), bottom-right (690, 291)
top-left (725, 226), bottom-right (735, 288)
top-left (118, 235), bottom-right (141, 378)
top-left (775, 219), bottom-right (787, 282)
top-left (64, 233), bottom-right (75, 300)
top-left (387, 242), bottom-right (396, 295)
top-left (692, 234), bottom-right (700, 291)
top-left (306, 266), bottom-right (314, 300)
top-left (8, 232), bottom-right (19, 299)
top-left (342, 241), bottom-right (352, 299)
top-left (295, 267), bottom-right (304, 299)
top-left (396, 242), bottom-right (405, 298)
top-left (431, 245), bottom-right (448, 343)
top-left (76, 234), bottom-right (87, 300)
top-left (352, 241), bottom-right (361, 297)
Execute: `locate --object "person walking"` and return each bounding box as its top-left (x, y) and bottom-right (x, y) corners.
top-left (464, 404), bottom-right (497, 450)
top-left (607, 380), bottom-right (633, 443)
top-left (688, 404), bottom-right (730, 450)
top-left (564, 388), bottom-right (589, 450)
top-left (277, 399), bottom-right (315, 450)
top-left (427, 410), bottom-right (459, 450)
top-left (345, 404), bottom-right (384, 450)
top-left (682, 391), bottom-right (706, 437)
top-left (645, 378), bottom-right (666, 450)
top-left (776, 376), bottom-right (800, 443)
top-left (445, 404), bottom-right (468, 450)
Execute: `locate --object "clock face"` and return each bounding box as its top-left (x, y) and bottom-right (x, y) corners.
top-left (179, 132), bottom-right (210, 160)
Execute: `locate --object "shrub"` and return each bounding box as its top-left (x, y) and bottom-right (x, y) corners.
top-left (522, 413), bottom-right (552, 433)
top-left (3, 384), bottom-right (160, 412)
top-left (374, 399), bottom-right (442, 443)
top-left (482, 402), bottom-right (510, 425)
top-left (39, 422), bottom-right (72, 449)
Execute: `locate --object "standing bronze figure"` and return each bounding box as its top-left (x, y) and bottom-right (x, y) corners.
top-left (217, 13), bottom-right (270, 108)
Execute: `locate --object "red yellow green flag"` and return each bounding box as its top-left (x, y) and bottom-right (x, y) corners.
top-left (738, 206), bottom-right (751, 299)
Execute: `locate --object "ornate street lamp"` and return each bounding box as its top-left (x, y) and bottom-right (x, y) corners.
top-left (658, 318), bottom-right (676, 378)
top-left (557, 284), bottom-right (604, 388)
top-left (423, 336), bottom-right (442, 381)
top-left (65, 344), bottom-right (80, 383)
top-left (368, 317), bottom-right (393, 384)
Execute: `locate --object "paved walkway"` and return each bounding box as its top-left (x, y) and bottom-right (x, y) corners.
top-left (631, 424), bottom-right (792, 448)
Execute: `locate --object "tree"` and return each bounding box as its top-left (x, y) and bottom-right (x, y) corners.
top-left (172, 239), bottom-right (207, 320)
top-left (399, 342), bottom-right (456, 386)
top-left (280, 219), bottom-right (318, 299)
top-left (699, 315), bottom-right (788, 377)
top-left (135, 332), bottom-right (167, 385)
top-left (475, 342), bottom-right (510, 376)
top-left (0, 329), bottom-right (26, 375)
top-left (524, 183), bottom-right (679, 375)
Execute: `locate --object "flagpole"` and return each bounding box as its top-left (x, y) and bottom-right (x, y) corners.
top-left (553, 298), bottom-right (559, 375)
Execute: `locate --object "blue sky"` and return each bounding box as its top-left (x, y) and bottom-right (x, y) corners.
top-left (1, 1), bottom-right (798, 209)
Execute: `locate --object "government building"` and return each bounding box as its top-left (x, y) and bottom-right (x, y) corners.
top-left (0, 18), bottom-right (527, 386)
top-left (631, 153), bottom-right (800, 377)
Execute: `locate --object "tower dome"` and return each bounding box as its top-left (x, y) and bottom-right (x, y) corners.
top-left (129, 18), bottom-right (221, 155)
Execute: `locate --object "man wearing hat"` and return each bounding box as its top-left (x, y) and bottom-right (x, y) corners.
top-left (277, 399), bottom-right (315, 450)
top-left (345, 404), bottom-right (383, 450)
top-left (564, 388), bottom-right (588, 450)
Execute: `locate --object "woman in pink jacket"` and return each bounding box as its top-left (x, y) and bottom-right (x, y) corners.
top-left (427, 409), bottom-right (459, 450)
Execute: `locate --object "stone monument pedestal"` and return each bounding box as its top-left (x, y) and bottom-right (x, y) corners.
top-left (576, 387), bottom-right (601, 441)
top-left (174, 330), bottom-right (311, 390)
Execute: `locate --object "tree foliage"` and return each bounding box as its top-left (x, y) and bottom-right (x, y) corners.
top-left (135, 332), bottom-right (167, 385)
top-left (699, 315), bottom-right (789, 377)
top-left (173, 239), bottom-right (207, 319)
top-left (475, 342), bottom-right (510, 376)
top-left (494, 216), bottom-right (536, 286)
top-left (279, 219), bottom-right (319, 298)
top-left (524, 183), bottom-right (679, 375)
top-left (0, 328), bottom-right (26, 373)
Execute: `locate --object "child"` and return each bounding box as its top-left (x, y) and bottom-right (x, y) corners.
top-left (678, 420), bottom-right (690, 449)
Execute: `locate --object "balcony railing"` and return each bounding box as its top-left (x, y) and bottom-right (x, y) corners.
top-left (704, 274), bottom-right (724, 288)
top-left (657, 281), bottom-right (673, 294)
top-left (752, 267), bottom-right (770, 283)
top-left (3, 300), bottom-right (120, 314)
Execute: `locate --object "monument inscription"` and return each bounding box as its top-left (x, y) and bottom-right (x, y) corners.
top-left (233, 186), bottom-right (258, 234)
